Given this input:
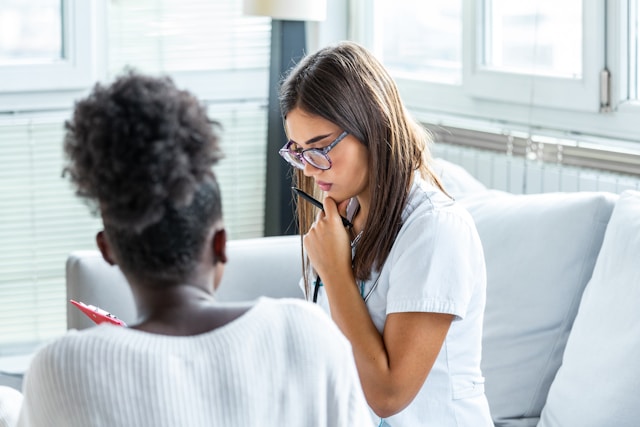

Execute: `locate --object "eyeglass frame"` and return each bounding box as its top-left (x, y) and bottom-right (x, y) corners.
top-left (278, 131), bottom-right (349, 170)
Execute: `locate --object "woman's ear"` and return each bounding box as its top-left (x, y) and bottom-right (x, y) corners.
top-left (96, 231), bottom-right (116, 266)
top-left (212, 228), bottom-right (227, 264)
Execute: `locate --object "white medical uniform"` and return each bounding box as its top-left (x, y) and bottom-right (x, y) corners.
top-left (307, 175), bottom-right (493, 426)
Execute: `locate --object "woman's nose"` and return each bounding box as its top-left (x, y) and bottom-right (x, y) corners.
top-left (302, 160), bottom-right (321, 177)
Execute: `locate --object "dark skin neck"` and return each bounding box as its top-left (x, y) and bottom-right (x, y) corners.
top-left (130, 283), bottom-right (251, 336)
top-left (97, 226), bottom-right (250, 337)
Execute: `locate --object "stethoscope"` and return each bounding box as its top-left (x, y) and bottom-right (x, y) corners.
top-left (312, 271), bottom-right (381, 303)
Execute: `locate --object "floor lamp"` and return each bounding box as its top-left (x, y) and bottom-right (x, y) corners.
top-left (243, 0), bottom-right (327, 236)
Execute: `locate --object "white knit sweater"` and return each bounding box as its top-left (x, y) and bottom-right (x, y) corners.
top-left (17, 298), bottom-right (372, 426)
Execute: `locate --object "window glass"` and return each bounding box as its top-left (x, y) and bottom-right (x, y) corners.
top-left (0, 0), bottom-right (62, 65)
top-left (108, 0), bottom-right (270, 73)
top-left (484, 0), bottom-right (582, 78)
top-left (378, 0), bottom-right (462, 84)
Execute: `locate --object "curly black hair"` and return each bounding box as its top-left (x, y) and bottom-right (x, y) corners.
top-left (63, 71), bottom-right (224, 282)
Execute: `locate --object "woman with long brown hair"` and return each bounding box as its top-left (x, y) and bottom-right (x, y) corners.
top-left (279, 41), bottom-right (493, 426)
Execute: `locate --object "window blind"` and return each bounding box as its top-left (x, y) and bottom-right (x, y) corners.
top-left (209, 103), bottom-right (267, 238)
top-left (0, 0), bottom-right (271, 350)
top-left (0, 116), bottom-right (102, 349)
top-left (107, 0), bottom-right (271, 237)
top-left (108, 0), bottom-right (271, 73)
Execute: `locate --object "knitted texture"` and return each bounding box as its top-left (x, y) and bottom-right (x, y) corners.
top-left (18, 298), bottom-right (371, 426)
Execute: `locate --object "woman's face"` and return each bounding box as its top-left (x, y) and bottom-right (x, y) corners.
top-left (285, 108), bottom-right (369, 204)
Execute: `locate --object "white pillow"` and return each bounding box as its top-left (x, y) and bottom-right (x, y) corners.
top-left (538, 190), bottom-right (640, 427)
top-left (458, 190), bottom-right (617, 427)
top-left (432, 158), bottom-right (487, 198)
top-left (0, 386), bottom-right (22, 427)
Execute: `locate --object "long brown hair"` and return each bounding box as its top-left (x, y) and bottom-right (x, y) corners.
top-left (279, 41), bottom-right (445, 296)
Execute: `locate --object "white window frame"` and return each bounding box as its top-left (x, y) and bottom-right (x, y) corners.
top-left (464, 0), bottom-right (604, 113)
top-left (0, 0), bottom-right (104, 112)
top-left (358, 0), bottom-right (640, 144)
top-left (610, 0), bottom-right (640, 113)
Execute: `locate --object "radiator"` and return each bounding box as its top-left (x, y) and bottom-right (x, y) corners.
top-left (433, 142), bottom-right (640, 195)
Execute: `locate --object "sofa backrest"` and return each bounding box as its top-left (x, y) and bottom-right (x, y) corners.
top-left (537, 190), bottom-right (640, 427)
top-left (458, 190), bottom-right (617, 426)
top-left (64, 181), bottom-right (622, 427)
top-left (436, 158), bottom-right (623, 426)
top-left (66, 235), bottom-right (303, 330)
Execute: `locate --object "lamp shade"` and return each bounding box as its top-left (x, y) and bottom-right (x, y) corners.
top-left (242, 0), bottom-right (327, 21)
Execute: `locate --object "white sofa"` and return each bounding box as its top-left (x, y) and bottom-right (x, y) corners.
top-left (65, 161), bottom-right (640, 427)
top-left (66, 235), bottom-right (305, 330)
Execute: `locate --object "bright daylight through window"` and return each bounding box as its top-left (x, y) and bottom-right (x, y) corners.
top-left (484, 0), bottom-right (582, 78)
top-left (0, 0), bottom-right (62, 65)
top-left (378, 0), bottom-right (462, 84)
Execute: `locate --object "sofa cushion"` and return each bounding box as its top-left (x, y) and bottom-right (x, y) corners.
top-left (538, 190), bottom-right (640, 427)
top-left (66, 235), bottom-right (303, 330)
top-left (0, 386), bottom-right (22, 427)
top-left (433, 157), bottom-right (488, 198)
top-left (458, 190), bottom-right (617, 427)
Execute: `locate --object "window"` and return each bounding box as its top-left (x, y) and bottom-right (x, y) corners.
top-left (465, 0), bottom-right (602, 112)
top-left (0, 0), bottom-right (62, 65)
top-left (630, 0), bottom-right (639, 100)
top-left (363, 0), bottom-right (639, 144)
top-left (0, 116), bottom-right (102, 350)
top-left (377, 0), bottom-right (462, 84)
top-left (483, 0), bottom-right (583, 78)
top-left (107, 0), bottom-right (272, 235)
top-left (0, 0), bottom-right (100, 111)
top-left (0, 0), bottom-right (271, 351)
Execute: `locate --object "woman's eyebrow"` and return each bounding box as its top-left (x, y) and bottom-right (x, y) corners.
top-left (299, 133), bottom-right (334, 146)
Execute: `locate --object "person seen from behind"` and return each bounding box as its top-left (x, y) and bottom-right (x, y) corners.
top-left (17, 71), bottom-right (371, 427)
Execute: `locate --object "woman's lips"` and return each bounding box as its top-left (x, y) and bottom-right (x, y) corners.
top-left (316, 181), bottom-right (332, 192)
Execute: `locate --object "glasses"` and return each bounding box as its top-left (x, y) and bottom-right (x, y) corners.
top-left (279, 131), bottom-right (348, 170)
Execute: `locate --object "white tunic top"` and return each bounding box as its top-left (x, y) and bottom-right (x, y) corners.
top-left (17, 298), bottom-right (372, 427)
top-left (311, 176), bottom-right (494, 426)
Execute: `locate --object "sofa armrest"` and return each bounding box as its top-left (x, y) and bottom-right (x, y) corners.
top-left (216, 235), bottom-right (304, 301)
top-left (66, 235), bottom-right (304, 330)
top-left (65, 250), bottom-right (135, 330)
